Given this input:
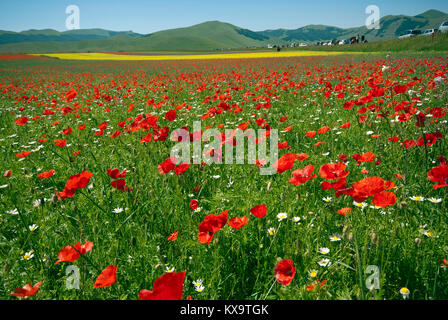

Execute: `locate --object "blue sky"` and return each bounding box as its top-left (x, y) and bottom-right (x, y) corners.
top-left (0, 0), bottom-right (447, 33)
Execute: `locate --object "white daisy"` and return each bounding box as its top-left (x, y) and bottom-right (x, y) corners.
top-left (277, 213), bottom-right (287, 222)
top-left (318, 259), bottom-right (331, 267)
top-left (22, 251), bottom-right (34, 260)
top-left (267, 227), bottom-right (276, 236)
top-left (194, 207), bottom-right (202, 213)
top-left (330, 234), bottom-right (342, 242)
top-left (7, 208), bottom-right (19, 215)
top-left (195, 284), bottom-right (205, 292)
top-left (400, 287), bottom-right (410, 299)
top-left (353, 201), bottom-right (368, 208)
top-left (165, 266), bottom-right (175, 273)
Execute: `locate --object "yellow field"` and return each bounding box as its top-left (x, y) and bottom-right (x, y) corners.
top-left (30, 51), bottom-right (365, 61)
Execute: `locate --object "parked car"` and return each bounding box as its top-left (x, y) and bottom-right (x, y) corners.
top-left (398, 29), bottom-right (422, 39)
top-left (421, 29), bottom-right (438, 36)
top-left (299, 43), bottom-right (307, 47)
top-left (440, 21), bottom-right (448, 33)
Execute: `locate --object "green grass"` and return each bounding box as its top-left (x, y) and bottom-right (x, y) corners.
top-left (0, 54), bottom-right (447, 300)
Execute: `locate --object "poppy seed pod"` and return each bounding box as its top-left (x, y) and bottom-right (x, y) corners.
top-left (348, 232), bottom-right (354, 242)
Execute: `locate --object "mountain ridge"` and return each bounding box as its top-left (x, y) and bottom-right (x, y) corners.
top-left (0, 9), bottom-right (446, 53)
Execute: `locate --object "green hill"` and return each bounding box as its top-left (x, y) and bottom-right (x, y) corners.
top-left (257, 9), bottom-right (448, 43)
top-left (0, 28), bottom-right (142, 45)
top-left (0, 10), bottom-right (446, 53)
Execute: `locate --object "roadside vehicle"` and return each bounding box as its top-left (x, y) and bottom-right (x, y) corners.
top-left (421, 29), bottom-right (438, 36)
top-left (440, 21), bottom-right (448, 33)
top-left (398, 29), bottom-right (422, 39)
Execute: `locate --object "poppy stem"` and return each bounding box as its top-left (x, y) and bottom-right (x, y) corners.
top-left (263, 279), bottom-right (276, 300)
top-left (79, 190), bottom-right (107, 214)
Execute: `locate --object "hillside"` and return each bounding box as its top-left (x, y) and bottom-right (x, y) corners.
top-left (0, 28), bottom-right (142, 45)
top-left (257, 9), bottom-right (448, 42)
top-left (0, 9), bottom-right (446, 53)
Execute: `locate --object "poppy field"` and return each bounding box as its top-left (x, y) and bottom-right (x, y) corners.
top-left (0, 53), bottom-right (447, 300)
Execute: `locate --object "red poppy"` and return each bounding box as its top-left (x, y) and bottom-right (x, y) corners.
top-left (340, 122), bottom-right (351, 129)
top-left (228, 216), bottom-right (248, 229)
top-left (15, 117), bottom-right (28, 126)
top-left (278, 141), bottom-right (291, 150)
top-left (139, 271), bottom-right (186, 300)
top-left (388, 136), bottom-right (400, 143)
top-left (11, 282), bottom-right (42, 298)
top-left (321, 178), bottom-right (347, 191)
top-left (250, 204), bottom-right (267, 218)
top-left (168, 231), bottom-right (179, 241)
top-left (289, 165), bottom-right (317, 186)
top-left (273, 153), bottom-right (297, 174)
top-left (318, 126), bottom-right (330, 134)
top-left (428, 164), bottom-right (448, 189)
top-left (54, 241), bottom-right (93, 264)
top-left (165, 110), bottom-right (177, 121)
top-left (351, 176), bottom-right (395, 202)
top-left (189, 199), bottom-right (199, 210)
top-left (94, 265), bottom-right (117, 288)
top-left (111, 179), bottom-right (131, 191)
top-left (107, 168), bottom-right (127, 179)
top-left (352, 152), bottom-right (375, 165)
top-left (296, 153), bottom-right (309, 161)
top-left (16, 151), bottom-right (31, 158)
top-left (175, 162), bottom-right (190, 176)
top-left (198, 210), bottom-right (228, 244)
top-left (280, 115), bottom-right (289, 122)
top-left (402, 140), bottom-right (416, 149)
top-left (305, 131), bottom-right (316, 138)
top-left (416, 133), bottom-right (440, 147)
top-left (319, 163), bottom-right (350, 180)
top-left (307, 280), bottom-right (327, 292)
top-left (54, 139), bottom-right (67, 147)
top-left (65, 89), bottom-right (77, 102)
top-left (158, 157), bottom-right (177, 174)
top-left (62, 127), bottom-right (73, 135)
top-left (4, 170), bottom-right (12, 178)
top-left (37, 169), bottom-right (55, 179)
top-left (57, 171), bottom-right (93, 200)
top-left (274, 259), bottom-right (296, 286)
top-left (372, 191), bottom-right (397, 207)
top-left (337, 208), bottom-right (352, 216)
top-left (140, 132), bottom-right (152, 144)
top-left (393, 84), bottom-right (407, 94)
